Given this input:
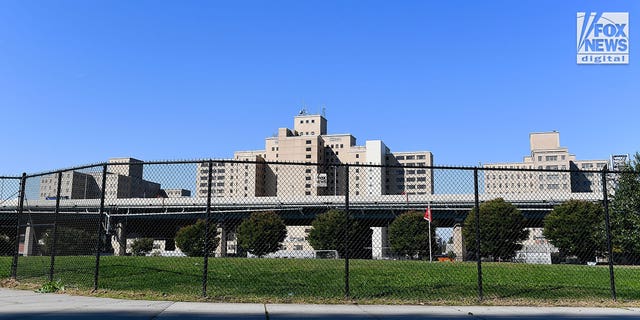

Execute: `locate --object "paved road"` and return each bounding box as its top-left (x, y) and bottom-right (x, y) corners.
top-left (1, 288), bottom-right (639, 319)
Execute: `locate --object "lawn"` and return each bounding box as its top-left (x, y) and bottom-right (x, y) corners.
top-left (1, 256), bottom-right (639, 305)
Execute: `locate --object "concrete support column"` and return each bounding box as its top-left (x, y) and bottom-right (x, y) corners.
top-left (453, 224), bottom-right (465, 261)
top-left (371, 227), bottom-right (389, 260)
top-left (22, 225), bottom-right (36, 257)
top-left (219, 224), bottom-right (227, 257)
top-left (111, 222), bottom-right (127, 256)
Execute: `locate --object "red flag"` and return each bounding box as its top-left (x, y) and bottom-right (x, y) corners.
top-left (424, 206), bottom-right (432, 222)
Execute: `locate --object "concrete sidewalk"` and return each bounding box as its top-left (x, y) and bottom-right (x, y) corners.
top-left (0, 288), bottom-right (639, 319)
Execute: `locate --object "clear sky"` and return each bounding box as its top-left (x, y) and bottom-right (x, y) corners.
top-left (0, 0), bottom-right (637, 176)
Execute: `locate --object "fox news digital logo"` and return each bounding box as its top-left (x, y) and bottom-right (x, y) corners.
top-left (577, 12), bottom-right (629, 64)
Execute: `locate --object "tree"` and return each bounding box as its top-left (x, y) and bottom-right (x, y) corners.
top-left (543, 200), bottom-right (605, 264)
top-left (175, 219), bottom-right (219, 257)
top-left (131, 238), bottom-right (155, 256)
top-left (236, 211), bottom-right (287, 258)
top-left (388, 211), bottom-right (438, 259)
top-left (0, 232), bottom-right (14, 256)
top-left (610, 152), bottom-right (640, 264)
top-left (463, 198), bottom-right (529, 261)
top-left (41, 226), bottom-right (97, 256)
top-left (308, 209), bottom-right (372, 259)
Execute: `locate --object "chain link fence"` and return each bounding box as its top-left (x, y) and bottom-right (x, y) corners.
top-left (0, 159), bottom-right (638, 303)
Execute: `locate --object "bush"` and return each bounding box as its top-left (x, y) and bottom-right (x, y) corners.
top-left (237, 211), bottom-right (287, 258)
top-left (462, 198), bottom-right (529, 261)
top-left (389, 211), bottom-right (438, 259)
top-left (543, 200), bottom-right (605, 264)
top-left (41, 226), bottom-right (97, 256)
top-left (308, 209), bottom-right (372, 259)
top-left (0, 233), bottom-right (14, 256)
top-left (175, 220), bottom-right (219, 257)
top-left (131, 238), bottom-right (155, 256)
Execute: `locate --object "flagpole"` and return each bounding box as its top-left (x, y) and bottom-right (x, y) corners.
top-left (428, 203), bottom-right (432, 262)
top-left (428, 218), bottom-right (432, 262)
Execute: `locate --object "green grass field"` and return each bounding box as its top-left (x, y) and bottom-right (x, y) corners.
top-left (1, 256), bottom-right (639, 305)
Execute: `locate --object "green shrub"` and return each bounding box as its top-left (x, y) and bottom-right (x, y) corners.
top-left (175, 220), bottom-right (219, 257)
top-left (308, 209), bottom-right (372, 259)
top-left (237, 211), bottom-right (287, 258)
top-left (41, 226), bottom-right (97, 256)
top-left (389, 211), bottom-right (438, 259)
top-left (131, 238), bottom-right (155, 256)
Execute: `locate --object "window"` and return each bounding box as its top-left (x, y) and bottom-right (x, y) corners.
top-left (306, 140), bottom-right (312, 144)
top-left (406, 177), bottom-right (415, 182)
top-left (396, 156), bottom-right (405, 160)
top-left (417, 155), bottom-right (426, 160)
top-left (340, 144), bottom-right (344, 148)
top-left (546, 156), bottom-right (558, 161)
top-left (538, 156), bottom-right (542, 161)
top-left (417, 177), bottom-right (426, 182)
top-left (305, 184), bottom-right (311, 188)
top-left (356, 154), bottom-right (360, 158)
top-left (416, 169), bottom-right (426, 174)
top-left (305, 191), bottom-right (311, 195)
top-left (406, 170), bottom-right (415, 174)
top-left (294, 245), bottom-right (303, 250)
top-left (311, 119), bottom-right (315, 123)
top-left (306, 155), bottom-right (312, 159)
top-left (305, 169), bottom-right (311, 173)
top-left (406, 155), bottom-right (415, 160)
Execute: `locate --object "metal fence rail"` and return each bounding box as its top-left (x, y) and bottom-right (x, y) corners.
top-left (0, 159), bottom-right (638, 303)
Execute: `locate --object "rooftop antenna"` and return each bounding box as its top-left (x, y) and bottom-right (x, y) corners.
top-left (299, 101), bottom-right (307, 115)
top-left (321, 106), bottom-right (326, 117)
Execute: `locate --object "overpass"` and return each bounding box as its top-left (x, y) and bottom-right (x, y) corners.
top-left (0, 192), bottom-right (603, 229)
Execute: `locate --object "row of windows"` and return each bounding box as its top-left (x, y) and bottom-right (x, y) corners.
top-left (537, 155), bottom-right (566, 162)
top-left (395, 155), bottom-right (427, 160)
top-left (299, 119), bottom-right (316, 124)
top-left (394, 169), bottom-right (428, 175)
top-left (488, 183), bottom-right (570, 190)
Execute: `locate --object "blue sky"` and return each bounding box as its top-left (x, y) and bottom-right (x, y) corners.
top-left (0, 1), bottom-right (637, 176)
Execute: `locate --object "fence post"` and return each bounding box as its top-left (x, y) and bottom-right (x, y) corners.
top-left (473, 169), bottom-right (483, 301)
top-left (202, 160), bottom-right (213, 298)
top-left (11, 173), bottom-right (27, 279)
top-left (344, 164), bottom-right (350, 299)
top-left (601, 166), bottom-right (617, 301)
top-left (49, 171), bottom-right (63, 282)
top-left (93, 164), bottom-right (108, 291)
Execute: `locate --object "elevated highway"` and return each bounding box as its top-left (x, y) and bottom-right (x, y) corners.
top-left (0, 192), bottom-right (603, 230)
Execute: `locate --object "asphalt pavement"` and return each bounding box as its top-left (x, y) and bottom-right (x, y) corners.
top-left (1, 288), bottom-right (639, 319)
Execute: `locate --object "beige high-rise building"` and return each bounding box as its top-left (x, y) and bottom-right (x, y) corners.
top-left (196, 112), bottom-right (434, 198)
top-left (39, 158), bottom-right (161, 199)
top-left (484, 132), bottom-right (607, 195)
